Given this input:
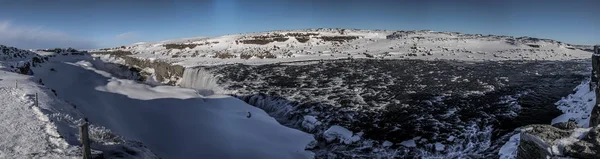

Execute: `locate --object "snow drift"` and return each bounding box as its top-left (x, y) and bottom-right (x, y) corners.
top-left (28, 55), bottom-right (316, 158)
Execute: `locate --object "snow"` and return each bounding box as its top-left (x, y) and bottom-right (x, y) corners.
top-left (400, 139), bottom-right (417, 147)
top-left (446, 136), bottom-right (456, 142)
top-left (323, 125), bottom-right (361, 144)
top-left (498, 134), bottom-right (520, 159)
top-left (552, 79), bottom-right (596, 127)
top-left (102, 29), bottom-right (592, 68)
top-left (301, 115), bottom-right (322, 131)
top-left (434, 142), bottom-right (445, 151)
top-left (0, 49), bottom-right (317, 159)
top-left (97, 79), bottom-right (201, 100)
top-left (28, 56), bottom-right (316, 158)
top-left (382, 141), bottom-right (393, 147)
top-left (0, 87), bottom-right (75, 158)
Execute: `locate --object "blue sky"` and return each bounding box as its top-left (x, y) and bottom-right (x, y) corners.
top-left (0, 0), bottom-right (598, 49)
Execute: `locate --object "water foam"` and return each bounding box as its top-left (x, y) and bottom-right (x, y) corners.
top-left (179, 67), bottom-right (224, 96)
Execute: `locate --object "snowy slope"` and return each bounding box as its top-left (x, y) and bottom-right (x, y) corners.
top-left (2, 45), bottom-right (317, 158)
top-left (27, 54), bottom-right (316, 158)
top-left (95, 28), bottom-right (593, 67)
top-left (0, 84), bottom-right (77, 158)
top-left (0, 46), bottom-right (158, 158)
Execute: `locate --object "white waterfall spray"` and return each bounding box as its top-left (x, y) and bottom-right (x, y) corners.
top-left (179, 67), bottom-right (224, 96)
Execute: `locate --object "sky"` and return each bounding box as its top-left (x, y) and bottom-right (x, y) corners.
top-left (0, 0), bottom-right (598, 49)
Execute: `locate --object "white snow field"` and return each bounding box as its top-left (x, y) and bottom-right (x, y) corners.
top-left (95, 28), bottom-right (593, 67)
top-left (0, 47), bottom-right (316, 158)
top-left (553, 79), bottom-right (597, 127)
top-left (1, 47), bottom-right (159, 158)
top-left (0, 77), bottom-right (77, 159)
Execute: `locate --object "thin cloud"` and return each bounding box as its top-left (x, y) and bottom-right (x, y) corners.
top-left (0, 20), bottom-right (95, 49)
top-left (115, 31), bottom-right (137, 40)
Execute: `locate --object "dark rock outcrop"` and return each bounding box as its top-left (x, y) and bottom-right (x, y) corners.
top-left (516, 122), bottom-right (600, 159)
top-left (515, 124), bottom-right (575, 158)
top-left (591, 46), bottom-right (600, 127)
top-left (517, 133), bottom-right (553, 159)
top-left (552, 121), bottom-right (581, 130)
top-left (521, 124), bottom-right (572, 143)
top-left (17, 62), bottom-right (33, 75)
top-left (564, 126), bottom-right (600, 159)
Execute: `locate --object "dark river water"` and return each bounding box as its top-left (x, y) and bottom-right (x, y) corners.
top-left (200, 59), bottom-right (590, 158)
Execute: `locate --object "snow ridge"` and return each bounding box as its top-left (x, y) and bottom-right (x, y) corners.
top-left (94, 29), bottom-right (593, 68)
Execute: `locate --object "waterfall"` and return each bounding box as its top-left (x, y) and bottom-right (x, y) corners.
top-left (179, 67), bottom-right (223, 96)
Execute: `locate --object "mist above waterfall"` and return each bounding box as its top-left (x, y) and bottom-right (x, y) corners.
top-left (179, 67), bottom-right (224, 96)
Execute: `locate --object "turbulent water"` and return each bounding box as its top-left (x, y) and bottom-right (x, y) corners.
top-left (179, 67), bottom-right (224, 96)
top-left (184, 59), bottom-right (590, 158)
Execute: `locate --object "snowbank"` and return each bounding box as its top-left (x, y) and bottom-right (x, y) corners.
top-left (323, 125), bottom-right (361, 144)
top-left (30, 56), bottom-right (316, 158)
top-left (498, 134), bottom-right (520, 159)
top-left (301, 115), bottom-right (322, 131)
top-left (0, 65), bottom-right (157, 158)
top-left (553, 79), bottom-right (596, 127)
top-left (400, 138), bottom-right (417, 148)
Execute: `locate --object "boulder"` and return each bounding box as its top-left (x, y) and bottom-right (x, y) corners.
top-left (590, 103), bottom-right (600, 127)
top-left (552, 121), bottom-right (580, 130)
top-left (564, 126), bottom-right (600, 159)
top-left (521, 124), bottom-right (572, 143)
top-left (517, 133), bottom-right (553, 159)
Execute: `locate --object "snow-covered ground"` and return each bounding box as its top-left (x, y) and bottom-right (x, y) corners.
top-left (553, 79), bottom-right (597, 127)
top-left (94, 28), bottom-right (593, 67)
top-left (0, 76), bottom-right (77, 158)
top-left (1, 45), bottom-right (317, 158)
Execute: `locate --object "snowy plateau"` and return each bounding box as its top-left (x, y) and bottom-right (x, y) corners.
top-left (0, 28), bottom-right (598, 159)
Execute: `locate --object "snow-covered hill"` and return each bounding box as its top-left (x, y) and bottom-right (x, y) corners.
top-left (0, 45), bottom-right (317, 158)
top-left (94, 28), bottom-right (593, 67)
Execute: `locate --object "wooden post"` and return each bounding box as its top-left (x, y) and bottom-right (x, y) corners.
top-left (35, 93), bottom-right (38, 107)
top-left (79, 122), bottom-right (92, 159)
top-left (15, 80), bottom-right (17, 88)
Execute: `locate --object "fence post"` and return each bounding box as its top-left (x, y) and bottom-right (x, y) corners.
top-left (592, 45), bottom-right (600, 127)
top-left (35, 93), bottom-right (38, 107)
top-left (79, 121), bottom-right (92, 159)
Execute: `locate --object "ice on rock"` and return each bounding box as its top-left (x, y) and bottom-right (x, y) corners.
top-left (434, 142), bottom-right (445, 151)
top-left (382, 141), bottom-right (393, 147)
top-left (498, 134), bottom-right (520, 159)
top-left (301, 115), bottom-right (322, 131)
top-left (323, 125), bottom-right (361, 144)
top-left (446, 136), bottom-right (456, 142)
top-left (400, 139), bottom-right (417, 147)
top-left (552, 79), bottom-right (596, 127)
